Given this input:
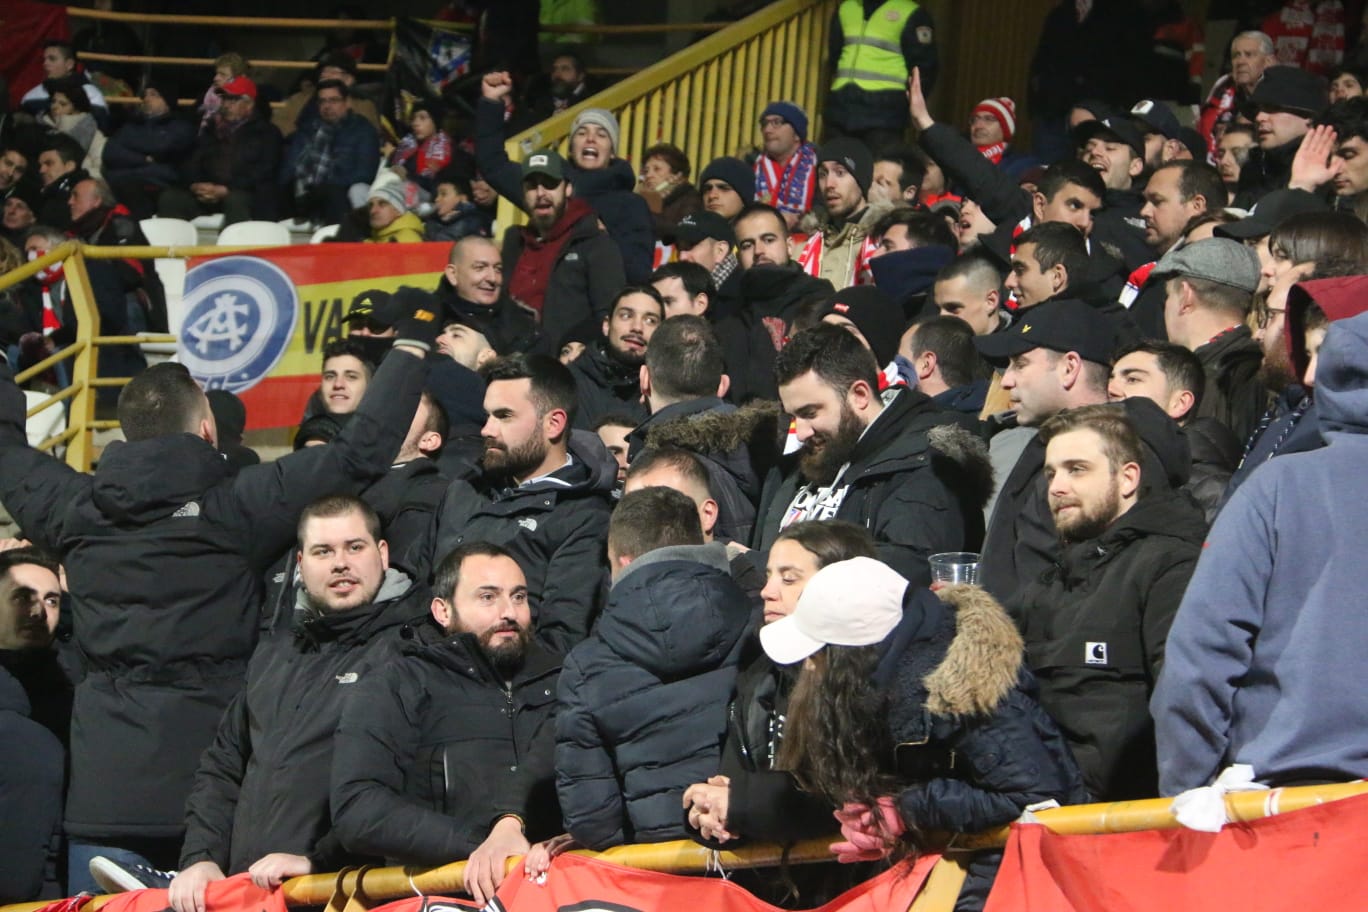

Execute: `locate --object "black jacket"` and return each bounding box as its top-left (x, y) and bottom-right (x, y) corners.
top-left (566, 340), bottom-right (647, 431)
top-left (0, 350), bottom-right (427, 839)
top-left (556, 543), bottom-right (750, 849)
top-left (754, 389), bottom-right (993, 588)
top-left (1009, 491), bottom-right (1205, 800)
top-left (424, 430), bottom-right (616, 654)
top-left (1183, 417), bottom-right (1240, 524)
top-left (179, 571), bottom-right (425, 873)
top-left (1194, 325), bottom-right (1268, 446)
top-left (979, 433), bottom-right (1052, 606)
top-left (501, 206), bottom-right (626, 356)
top-left (689, 653), bottom-right (832, 849)
top-left (432, 278), bottom-right (543, 357)
top-left (181, 115), bottom-right (284, 219)
top-left (0, 667), bottom-right (64, 904)
top-left (630, 398), bottom-right (779, 545)
top-left (882, 584), bottom-right (1089, 909)
top-left (37, 168), bottom-right (87, 231)
top-left (0, 647), bottom-right (73, 751)
top-left (718, 265), bottom-right (834, 402)
top-left (363, 458), bottom-right (449, 573)
top-left (1232, 138), bottom-right (1300, 210)
top-left (476, 98), bottom-right (654, 283)
top-left (102, 111), bottom-right (197, 187)
top-left (331, 631), bottom-right (562, 865)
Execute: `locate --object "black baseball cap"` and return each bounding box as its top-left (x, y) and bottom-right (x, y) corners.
top-left (974, 298), bottom-right (1116, 367)
top-left (1130, 99), bottom-right (1181, 140)
top-left (1245, 65), bottom-right (1329, 118)
top-left (674, 211), bottom-right (735, 248)
top-left (342, 289), bottom-right (405, 329)
top-left (1213, 188), bottom-right (1328, 240)
top-left (1072, 117), bottom-right (1146, 160)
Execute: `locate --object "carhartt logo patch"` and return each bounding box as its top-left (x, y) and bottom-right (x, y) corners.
top-left (1085, 642), bottom-right (1108, 665)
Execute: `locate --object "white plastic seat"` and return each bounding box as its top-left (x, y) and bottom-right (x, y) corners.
top-left (138, 218), bottom-right (196, 335)
top-left (309, 224), bottom-right (341, 244)
top-left (216, 220), bottom-right (292, 247)
top-left (139, 217), bottom-right (197, 248)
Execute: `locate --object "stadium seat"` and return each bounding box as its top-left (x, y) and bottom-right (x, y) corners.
top-left (310, 224), bottom-right (341, 243)
top-left (217, 221), bottom-right (292, 247)
top-left (139, 218), bottom-right (196, 335)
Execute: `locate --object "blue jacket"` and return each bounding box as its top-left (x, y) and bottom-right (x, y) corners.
top-left (1153, 311), bottom-right (1368, 794)
top-left (280, 112), bottom-right (380, 190)
top-left (102, 111), bottom-right (197, 186)
top-left (555, 543), bottom-right (749, 850)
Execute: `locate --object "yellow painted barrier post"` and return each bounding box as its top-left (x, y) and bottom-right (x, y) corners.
top-left (59, 249), bottom-right (101, 471)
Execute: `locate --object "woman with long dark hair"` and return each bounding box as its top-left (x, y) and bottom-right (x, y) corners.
top-left (682, 520), bottom-right (878, 848)
top-left (761, 557), bottom-right (1088, 911)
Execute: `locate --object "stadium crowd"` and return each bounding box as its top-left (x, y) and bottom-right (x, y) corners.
top-left (5, 3), bottom-right (1368, 910)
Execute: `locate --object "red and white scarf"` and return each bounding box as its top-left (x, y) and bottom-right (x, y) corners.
top-left (978, 142), bottom-right (1007, 165)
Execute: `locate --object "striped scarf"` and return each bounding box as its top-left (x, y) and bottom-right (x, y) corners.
top-left (754, 143), bottom-right (818, 217)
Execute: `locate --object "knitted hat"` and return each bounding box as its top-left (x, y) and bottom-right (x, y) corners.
top-left (571, 108), bottom-right (620, 154)
top-left (699, 156), bottom-right (755, 202)
top-left (760, 101), bottom-right (809, 141)
top-left (367, 177), bottom-right (411, 213)
top-left (817, 137), bottom-right (873, 197)
top-left (973, 97), bottom-right (1016, 143)
top-left (817, 285), bottom-right (905, 366)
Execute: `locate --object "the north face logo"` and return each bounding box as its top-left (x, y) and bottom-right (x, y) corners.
top-left (336, 672), bottom-right (358, 684)
top-left (173, 502), bottom-right (201, 518)
top-left (517, 517), bottom-right (538, 532)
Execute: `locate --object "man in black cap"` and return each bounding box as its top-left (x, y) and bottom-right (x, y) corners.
top-left (1151, 238), bottom-right (1268, 443)
top-left (1233, 65), bottom-right (1329, 208)
top-left (102, 78), bottom-right (196, 221)
top-left (697, 157), bottom-right (754, 222)
top-left (1129, 99), bottom-right (1195, 171)
top-left (1213, 189), bottom-right (1328, 291)
top-left (1073, 116), bottom-right (1148, 224)
top-left (801, 137), bottom-right (883, 289)
top-left (674, 211), bottom-right (741, 316)
top-left (974, 298), bottom-right (1116, 605)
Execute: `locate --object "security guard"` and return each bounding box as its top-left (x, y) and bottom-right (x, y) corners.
top-left (826, 0), bottom-right (937, 151)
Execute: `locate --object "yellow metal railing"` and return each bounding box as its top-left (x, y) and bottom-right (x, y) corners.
top-left (0, 242), bottom-right (277, 472)
top-left (2, 782), bottom-right (1364, 912)
top-left (496, 0), bottom-right (838, 229)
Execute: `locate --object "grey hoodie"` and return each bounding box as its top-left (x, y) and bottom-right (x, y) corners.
top-left (1153, 311), bottom-right (1368, 794)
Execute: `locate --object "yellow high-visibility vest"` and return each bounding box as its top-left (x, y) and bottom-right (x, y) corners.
top-left (831, 0), bottom-right (918, 92)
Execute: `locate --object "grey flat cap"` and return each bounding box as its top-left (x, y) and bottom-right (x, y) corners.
top-left (1151, 238), bottom-right (1261, 293)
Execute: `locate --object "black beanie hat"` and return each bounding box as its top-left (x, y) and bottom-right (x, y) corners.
top-left (699, 157), bottom-right (755, 203)
top-left (817, 285), bottom-right (904, 366)
top-left (817, 137), bottom-right (874, 198)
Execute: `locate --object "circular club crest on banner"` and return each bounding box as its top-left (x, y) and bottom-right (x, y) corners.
top-left (178, 256), bottom-right (298, 393)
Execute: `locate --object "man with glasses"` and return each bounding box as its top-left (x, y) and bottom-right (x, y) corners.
top-left (279, 79), bottom-right (380, 226)
top-left (157, 76), bottom-right (283, 225)
top-left (501, 150), bottom-right (626, 356)
top-left (753, 102), bottom-right (818, 229)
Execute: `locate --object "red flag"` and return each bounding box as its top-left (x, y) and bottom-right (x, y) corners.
top-left (98, 873), bottom-right (288, 912)
top-left (985, 791), bottom-right (1368, 912)
top-left (487, 852), bottom-right (939, 912)
top-left (0, 0), bottom-right (69, 110)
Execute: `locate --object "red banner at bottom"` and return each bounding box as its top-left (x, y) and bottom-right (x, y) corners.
top-left (985, 791), bottom-right (1368, 912)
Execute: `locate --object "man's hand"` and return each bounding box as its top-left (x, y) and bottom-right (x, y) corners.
top-left (248, 853), bottom-right (312, 890)
top-left (482, 71), bottom-right (514, 103)
top-left (683, 775), bottom-right (733, 842)
top-left (464, 815), bottom-right (529, 904)
top-left (907, 67), bottom-right (934, 131)
top-left (1289, 124), bottom-right (1342, 192)
top-left (168, 860), bottom-right (226, 912)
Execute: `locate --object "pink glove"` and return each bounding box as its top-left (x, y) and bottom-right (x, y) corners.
top-left (829, 798), bottom-right (906, 863)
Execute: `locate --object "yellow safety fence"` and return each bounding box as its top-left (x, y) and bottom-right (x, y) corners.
top-left (1, 782), bottom-right (1364, 912)
top-left (0, 242), bottom-right (278, 473)
top-left (495, 0), bottom-right (839, 230)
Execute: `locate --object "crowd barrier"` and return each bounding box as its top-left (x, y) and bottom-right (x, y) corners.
top-left (0, 782), bottom-right (1364, 912)
top-left (494, 0), bottom-right (839, 230)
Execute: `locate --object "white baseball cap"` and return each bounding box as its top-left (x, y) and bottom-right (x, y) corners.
top-left (759, 556), bottom-right (908, 666)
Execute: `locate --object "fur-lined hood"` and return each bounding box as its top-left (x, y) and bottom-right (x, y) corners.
top-left (924, 584), bottom-right (1024, 717)
top-left (925, 423), bottom-right (995, 512)
top-left (877, 584), bottom-right (1024, 745)
top-left (643, 399), bottom-right (785, 456)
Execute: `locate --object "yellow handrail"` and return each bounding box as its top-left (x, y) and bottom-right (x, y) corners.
top-left (495, 0), bottom-right (838, 229)
top-left (2, 783), bottom-right (1365, 912)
